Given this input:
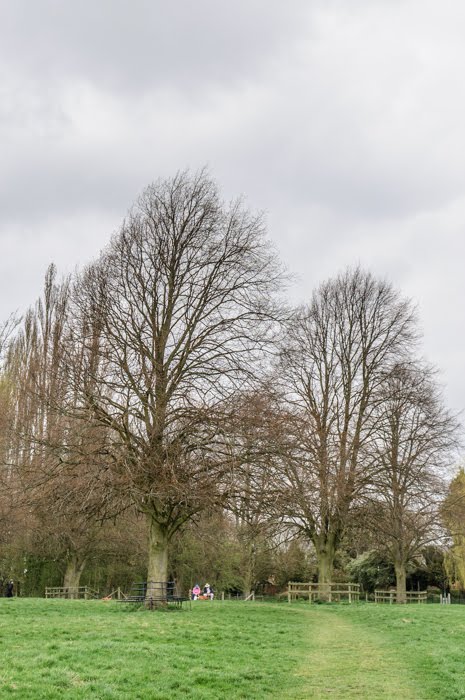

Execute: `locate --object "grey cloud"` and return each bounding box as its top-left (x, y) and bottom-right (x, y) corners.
top-left (4, 0), bottom-right (465, 228)
top-left (1, 0), bottom-right (465, 417)
top-left (1, 0), bottom-right (311, 93)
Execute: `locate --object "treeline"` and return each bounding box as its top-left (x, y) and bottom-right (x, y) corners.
top-left (0, 170), bottom-right (463, 602)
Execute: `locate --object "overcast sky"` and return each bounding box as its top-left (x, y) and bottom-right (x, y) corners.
top-left (1, 0), bottom-right (464, 417)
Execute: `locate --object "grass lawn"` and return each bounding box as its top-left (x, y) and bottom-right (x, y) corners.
top-left (1, 598), bottom-right (465, 699)
top-left (299, 603), bottom-right (465, 699)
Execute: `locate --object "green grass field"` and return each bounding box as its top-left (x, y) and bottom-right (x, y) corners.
top-left (1, 598), bottom-right (465, 699)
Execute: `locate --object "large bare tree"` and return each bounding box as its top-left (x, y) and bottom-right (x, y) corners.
top-left (366, 363), bottom-right (457, 602)
top-left (70, 170), bottom-right (284, 584)
top-left (277, 268), bottom-right (417, 583)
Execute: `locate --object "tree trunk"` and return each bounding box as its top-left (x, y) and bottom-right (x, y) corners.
top-left (63, 555), bottom-right (86, 599)
top-left (317, 550), bottom-right (334, 584)
top-left (315, 534), bottom-right (336, 584)
top-left (395, 560), bottom-right (407, 604)
top-left (146, 515), bottom-right (169, 606)
top-left (241, 538), bottom-right (256, 599)
top-left (314, 534), bottom-right (336, 601)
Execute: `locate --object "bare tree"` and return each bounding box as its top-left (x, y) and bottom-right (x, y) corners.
top-left (0, 312), bottom-right (21, 493)
top-left (70, 170), bottom-right (285, 585)
top-left (224, 391), bottom-right (287, 597)
top-left (277, 268), bottom-right (417, 583)
top-left (364, 362), bottom-right (457, 602)
top-left (3, 266), bottom-right (115, 591)
top-left (0, 314), bottom-right (20, 360)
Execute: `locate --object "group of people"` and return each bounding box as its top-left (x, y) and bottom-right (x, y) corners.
top-left (191, 582), bottom-right (214, 600)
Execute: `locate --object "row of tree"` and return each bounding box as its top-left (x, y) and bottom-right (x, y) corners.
top-left (0, 170), bottom-right (462, 602)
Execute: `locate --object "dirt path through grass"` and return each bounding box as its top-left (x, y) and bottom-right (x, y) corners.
top-left (291, 606), bottom-right (426, 699)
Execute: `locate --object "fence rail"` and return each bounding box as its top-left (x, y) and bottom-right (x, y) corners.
top-left (45, 586), bottom-right (99, 600)
top-left (288, 582), bottom-right (360, 603)
top-left (374, 589), bottom-right (427, 604)
top-left (117, 581), bottom-right (190, 609)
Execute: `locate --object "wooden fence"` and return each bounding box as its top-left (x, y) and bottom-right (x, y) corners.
top-left (288, 582), bottom-right (360, 603)
top-left (374, 589), bottom-right (427, 604)
top-left (45, 586), bottom-right (99, 600)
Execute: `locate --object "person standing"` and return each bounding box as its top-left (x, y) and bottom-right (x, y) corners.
top-left (6, 580), bottom-right (14, 598)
